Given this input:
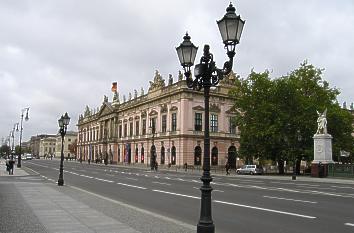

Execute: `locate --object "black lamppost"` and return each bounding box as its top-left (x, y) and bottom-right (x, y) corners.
top-left (176, 3), bottom-right (244, 233)
top-left (18, 107), bottom-right (29, 168)
top-left (11, 123), bottom-right (19, 157)
top-left (293, 130), bottom-right (302, 180)
top-left (57, 112), bottom-right (70, 186)
top-left (149, 123), bottom-right (156, 170)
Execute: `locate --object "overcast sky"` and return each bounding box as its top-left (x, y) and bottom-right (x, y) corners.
top-left (1, 0), bottom-right (353, 144)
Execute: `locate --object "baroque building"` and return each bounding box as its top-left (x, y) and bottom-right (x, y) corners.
top-left (77, 70), bottom-right (240, 167)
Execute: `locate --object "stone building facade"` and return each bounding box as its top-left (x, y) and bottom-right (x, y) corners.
top-left (77, 71), bottom-right (240, 167)
top-left (55, 131), bottom-right (78, 159)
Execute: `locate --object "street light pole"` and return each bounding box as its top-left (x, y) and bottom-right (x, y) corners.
top-left (58, 112), bottom-right (70, 186)
top-left (176, 3), bottom-right (244, 232)
top-left (18, 107), bottom-right (29, 168)
top-left (11, 123), bottom-right (19, 158)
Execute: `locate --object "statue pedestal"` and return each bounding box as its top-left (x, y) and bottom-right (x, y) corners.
top-left (311, 134), bottom-right (334, 177)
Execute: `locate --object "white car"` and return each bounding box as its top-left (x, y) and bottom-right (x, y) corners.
top-left (25, 154), bottom-right (33, 160)
top-left (236, 165), bottom-right (263, 175)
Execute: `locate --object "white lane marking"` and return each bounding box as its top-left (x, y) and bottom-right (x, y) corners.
top-left (153, 190), bottom-right (316, 219)
top-left (192, 180), bottom-right (199, 183)
top-left (153, 189), bottom-right (200, 199)
top-left (295, 183), bottom-right (320, 187)
top-left (154, 176), bottom-right (160, 178)
top-left (94, 178), bottom-right (113, 183)
top-left (23, 167), bottom-right (40, 175)
top-left (116, 182), bottom-right (147, 190)
top-left (345, 223), bottom-right (354, 227)
top-left (152, 181), bottom-right (171, 186)
top-left (332, 186), bottom-right (354, 190)
top-left (214, 200), bottom-right (316, 219)
top-left (214, 190), bottom-right (224, 193)
top-left (263, 196), bottom-right (317, 204)
top-left (176, 178), bottom-right (185, 181)
top-left (165, 177), bottom-right (171, 180)
top-left (68, 185), bottom-right (195, 230)
top-left (125, 177), bottom-right (138, 181)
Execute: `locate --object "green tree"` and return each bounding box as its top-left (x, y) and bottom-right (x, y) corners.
top-left (230, 61), bottom-right (354, 174)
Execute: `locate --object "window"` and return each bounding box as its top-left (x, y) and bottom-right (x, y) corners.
top-left (161, 115), bottom-right (167, 133)
top-left (135, 121), bottom-right (139, 136)
top-left (142, 119), bottom-right (146, 135)
top-left (195, 113), bottom-right (202, 131)
top-left (229, 116), bottom-right (236, 134)
top-left (194, 146), bottom-right (202, 165)
top-left (130, 122), bottom-right (133, 137)
top-left (68, 138), bottom-right (71, 142)
top-left (211, 114), bottom-right (218, 132)
top-left (171, 113), bottom-right (177, 131)
top-left (171, 146), bottom-right (176, 165)
top-left (124, 124), bottom-right (127, 137)
top-left (150, 118), bottom-right (157, 133)
top-left (119, 125), bottom-right (122, 138)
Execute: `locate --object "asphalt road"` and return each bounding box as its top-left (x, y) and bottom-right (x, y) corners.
top-left (23, 159), bottom-right (354, 233)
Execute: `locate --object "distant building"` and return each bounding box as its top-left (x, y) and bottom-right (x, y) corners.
top-left (77, 70), bottom-right (240, 167)
top-left (39, 136), bottom-right (56, 158)
top-left (55, 131), bottom-right (78, 158)
top-left (30, 134), bottom-right (56, 158)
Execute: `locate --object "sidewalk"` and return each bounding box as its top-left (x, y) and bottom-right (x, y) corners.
top-left (0, 160), bottom-right (195, 233)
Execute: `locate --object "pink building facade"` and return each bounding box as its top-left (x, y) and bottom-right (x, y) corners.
top-left (77, 71), bottom-right (240, 168)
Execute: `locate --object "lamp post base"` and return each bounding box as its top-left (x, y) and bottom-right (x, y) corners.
top-left (58, 179), bottom-right (64, 186)
top-left (197, 223), bottom-right (215, 233)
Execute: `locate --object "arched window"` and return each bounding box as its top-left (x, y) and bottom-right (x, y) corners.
top-left (194, 146), bottom-right (202, 166)
top-left (228, 146), bottom-right (237, 169)
top-left (171, 146), bottom-right (176, 165)
top-left (135, 147), bottom-right (139, 163)
top-left (141, 147), bottom-right (145, 163)
top-left (161, 146), bottom-right (165, 165)
top-left (211, 146), bottom-right (218, 166)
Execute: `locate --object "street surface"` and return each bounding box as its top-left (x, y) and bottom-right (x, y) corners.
top-left (23, 159), bottom-right (354, 233)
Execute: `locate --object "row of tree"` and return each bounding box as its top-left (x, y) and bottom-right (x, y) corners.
top-left (229, 61), bottom-right (354, 174)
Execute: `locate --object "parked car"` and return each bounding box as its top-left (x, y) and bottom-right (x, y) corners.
top-left (25, 153), bottom-right (33, 160)
top-left (236, 165), bottom-right (263, 175)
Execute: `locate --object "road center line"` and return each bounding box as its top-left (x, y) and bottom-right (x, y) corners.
top-left (116, 182), bottom-right (147, 189)
top-left (345, 223), bottom-right (354, 227)
top-left (125, 177), bottom-right (138, 181)
top-left (152, 181), bottom-right (171, 186)
top-left (214, 200), bottom-right (316, 219)
top-left (153, 190), bottom-right (200, 199)
top-left (263, 196), bottom-right (317, 204)
top-left (153, 190), bottom-right (316, 219)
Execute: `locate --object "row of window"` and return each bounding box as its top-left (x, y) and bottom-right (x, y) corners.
top-left (79, 113), bottom-right (236, 142)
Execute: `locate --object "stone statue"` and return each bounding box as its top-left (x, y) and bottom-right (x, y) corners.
top-left (343, 101), bottom-right (347, 109)
top-left (316, 109), bottom-right (327, 134)
top-left (103, 95), bottom-right (108, 103)
top-left (350, 102), bottom-right (354, 110)
top-left (123, 95), bottom-right (126, 102)
top-left (178, 70), bottom-right (183, 81)
top-left (168, 74), bottom-right (173, 85)
top-left (148, 70), bottom-right (165, 91)
top-left (141, 87), bottom-right (144, 96)
top-left (128, 92), bottom-right (132, 100)
top-left (84, 105), bottom-right (91, 117)
top-left (134, 89), bottom-right (138, 99)
top-left (112, 90), bottom-right (119, 103)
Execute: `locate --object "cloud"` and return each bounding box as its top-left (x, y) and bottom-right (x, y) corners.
top-left (0, 0), bottom-right (353, 143)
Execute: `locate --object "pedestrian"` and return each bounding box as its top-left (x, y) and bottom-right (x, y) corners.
top-left (88, 158), bottom-right (91, 164)
top-left (8, 158), bottom-right (15, 175)
top-left (184, 163), bottom-right (188, 172)
top-left (225, 162), bottom-right (230, 175)
top-left (155, 162), bottom-right (158, 171)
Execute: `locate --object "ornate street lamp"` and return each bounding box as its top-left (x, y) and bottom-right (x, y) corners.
top-left (58, 112), bottom-right (70, 186)
top-left (176, 3), bottom-right (244, 233)
top-left (11, 123), bottom-right (19, 157)
top-left (149, 121), bottom-right (157, 170)
top-left (18, 107), bottom-right (30, 168)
